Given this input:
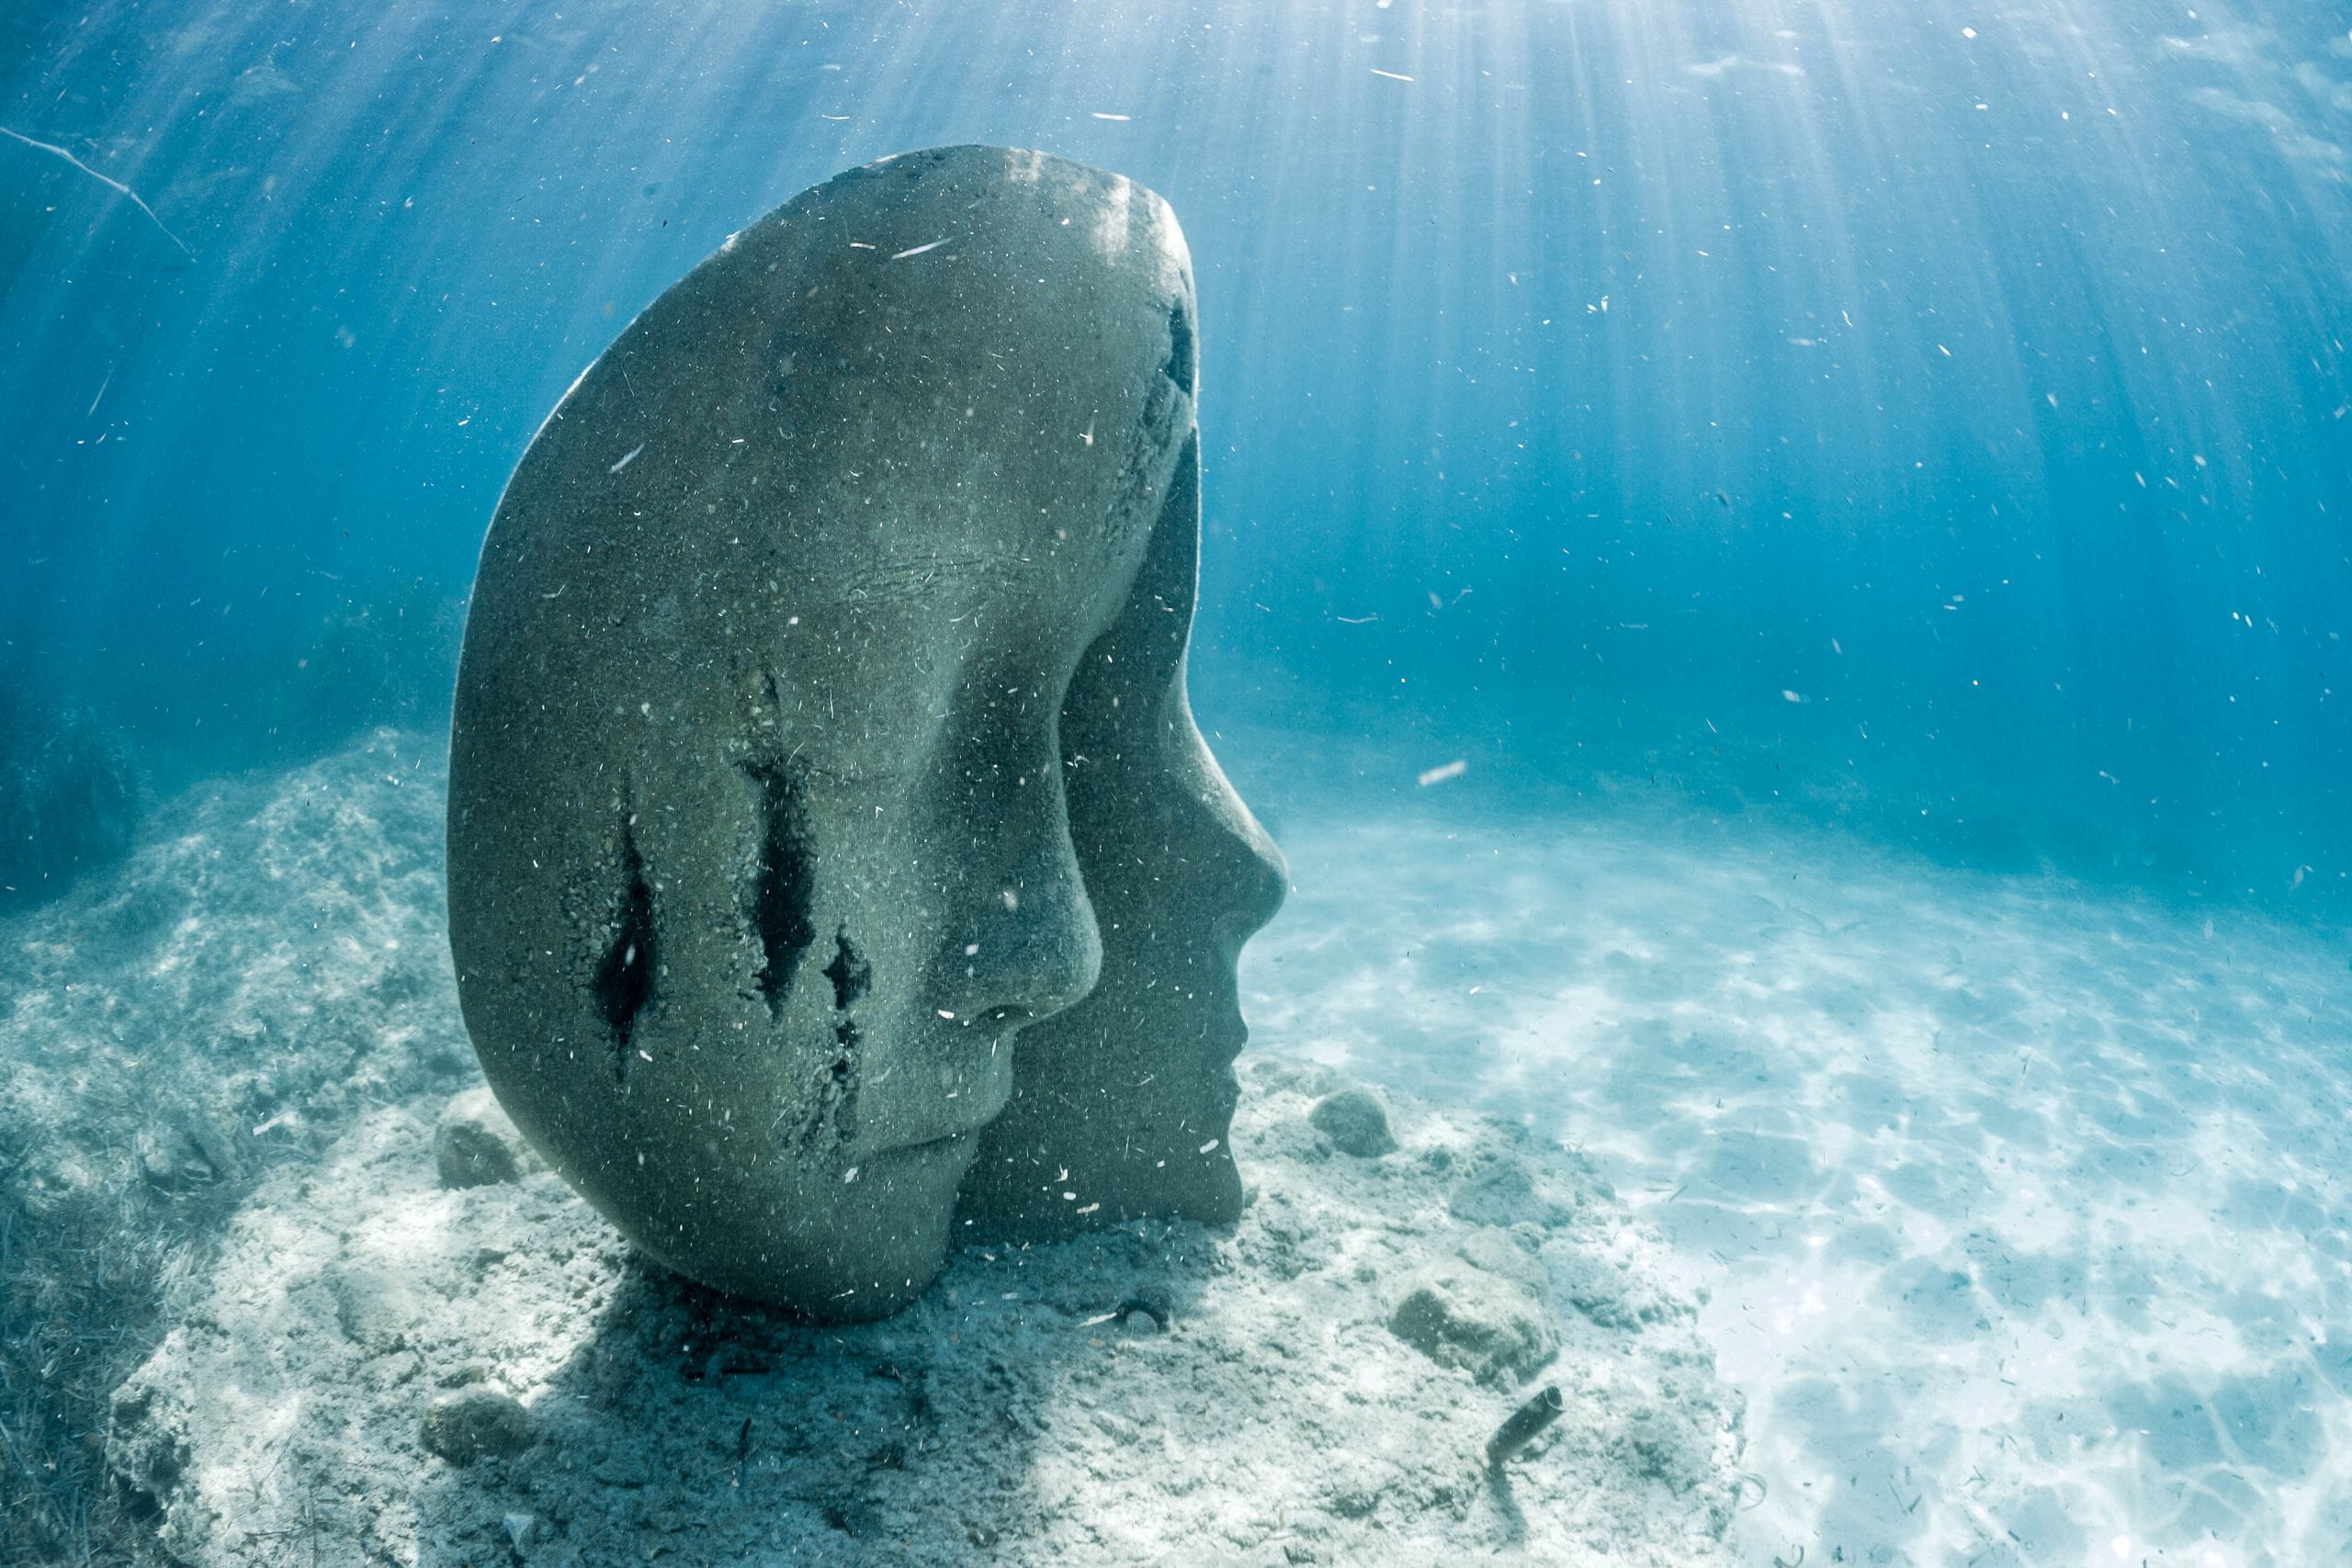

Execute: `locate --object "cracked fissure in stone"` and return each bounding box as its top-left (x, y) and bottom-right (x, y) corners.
top-left (741, 762), bottom-right (818, 1018)
top-left (820, 929), bottom-right (871, 1141)
top-left (593, 831), bottom-right (657, 1079)
top-left (1161, 299), bottom-right (1194, 397)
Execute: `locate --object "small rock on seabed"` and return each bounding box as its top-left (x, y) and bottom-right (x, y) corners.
top-left (1307, 1087), bottom-right (1398, 1158)
top-left (433, 1086), bottom-right (543, 1190)
top-left (109, 1057), bottom-right (1745, 1567)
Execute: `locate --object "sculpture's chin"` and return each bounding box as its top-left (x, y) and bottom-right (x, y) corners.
top-left (623, 1131), bottom-right (978, 1319)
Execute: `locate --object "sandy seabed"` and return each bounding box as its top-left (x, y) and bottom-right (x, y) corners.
top-left (109, 1057), bottom-right (1740, 1567)
top-left (1243, 782), bottom-right (2352, 1568)
top-left (9, 728), bottom-right (2349, 1566)
top-left (8, 733), bottom-right (1738, 1566)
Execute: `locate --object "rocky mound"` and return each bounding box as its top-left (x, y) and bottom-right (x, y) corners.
top-left (111, 1058), bottom-right (1742, 1566)
top-left (0, 729), bottom-right (465, 1561)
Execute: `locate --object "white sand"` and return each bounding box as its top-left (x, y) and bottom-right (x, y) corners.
top-left (1241, 788), bottom-right (2352, 1567)
top-left (0, 730), bottom-right (468, 1560)
top-left (24, 724), bottom-right (2349, 1565)
top-left (112, 1062), bottom-right (1741, 1567)
top-left (80, 733), bottom-right (1744, 1566)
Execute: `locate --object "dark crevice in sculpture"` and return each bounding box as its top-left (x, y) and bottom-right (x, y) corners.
top-left (743, 764), bottom-right (818, 1016)
top-left (1161, 301), bottom-right (1194, 396)
top-left (822, 929), bottom-right (872, 1140)
top-left (824, 928), bottom-right (872, 1011)
top-left (594, 839), bottom-right (658, 1078)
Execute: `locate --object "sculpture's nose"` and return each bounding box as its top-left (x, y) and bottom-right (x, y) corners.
top-left (926, 715), bottom-right (1103, 1031)
top-left (946, 854), bottom-right (1102, 1030)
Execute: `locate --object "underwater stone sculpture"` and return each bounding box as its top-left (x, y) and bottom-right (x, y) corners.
top-left (447, 145), bottom-right (1283, 1318)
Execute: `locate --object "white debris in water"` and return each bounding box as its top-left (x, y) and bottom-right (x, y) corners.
top-left (608, 444), bottom-right (643, 474)
top-left (1417, 759), bottom-right (1467, 786)
top-left (0, 124), bottom-right (195, 258)
top-left (890, 238), bottom-right (949, 260)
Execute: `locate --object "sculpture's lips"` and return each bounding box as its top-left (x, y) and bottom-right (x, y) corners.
top-left (877, 1111), bottom-right (986, 1145)
top-left (847, 1018), bottom-right (1025, 1157)
top-left (1206, 1013), bottom-right (1250, 1063)
top-left (852, 1125), bottom-right (980, 1175)
top-left (901, 1129), bottom-right (973, 1155)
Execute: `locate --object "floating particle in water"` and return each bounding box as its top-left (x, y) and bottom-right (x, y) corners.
top-left (0, 124), bottom-right (194, 258)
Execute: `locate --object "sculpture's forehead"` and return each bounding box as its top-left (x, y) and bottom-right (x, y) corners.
top-left (595, 143), bottom-right (1193, 557)
top-left (807, 533), bottom-right (1142, 649)
top-left (759, 471), bottom-right (1158, 626)
top-left (768, 144), bottom-right (1190, 304)
top-left (475, 145), bottom-right (1195, 714)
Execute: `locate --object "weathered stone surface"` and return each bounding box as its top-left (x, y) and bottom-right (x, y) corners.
top-left (434, 1086), bottom-right (540, 1188)
top-left (330, 1264), bottom-right (427, 1356)
top-left (1388, 1228), bottom-right (1560, 1387)
top-left (419, 1387), bottom-right (533, 1464)
top-left (447, 146), bottom-right (1282, 1316)
top-left (1447, 1154), bottom-right (1574, 1229)
top-left (138, 1117), bottom-right (237, 1191)
top-left (1308, 1089), bottom-right (1396, 1157)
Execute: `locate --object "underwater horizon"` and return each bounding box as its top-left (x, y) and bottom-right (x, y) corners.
top-left (5, 2), bottom-right (2352, 1564)
top-left (6, 0), bottom-right (2352, 908)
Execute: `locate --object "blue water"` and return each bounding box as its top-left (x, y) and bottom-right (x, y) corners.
top-left (8, 6), bottom-right (2352, 1563)
top-left (7, 0), bottom-right (2352, 908)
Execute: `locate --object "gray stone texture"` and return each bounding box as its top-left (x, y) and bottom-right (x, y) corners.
top-left (1388, 1227), bottom-right (1561, 1387)
top-left (419, 1387), bottom-right (535, 1465)
top-left (434, 1087), bottom-right (541, 1189)
top-left (1449, 1153), bottom-right (1576, 1229)
top-left (447, 146), bottom-right (1283, 1317)
top-left (1307, 1088), bottom-right (1397, 1157)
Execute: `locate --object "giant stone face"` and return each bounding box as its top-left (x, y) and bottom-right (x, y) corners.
top-left (447, 146), bottom-right (1284, 1318)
